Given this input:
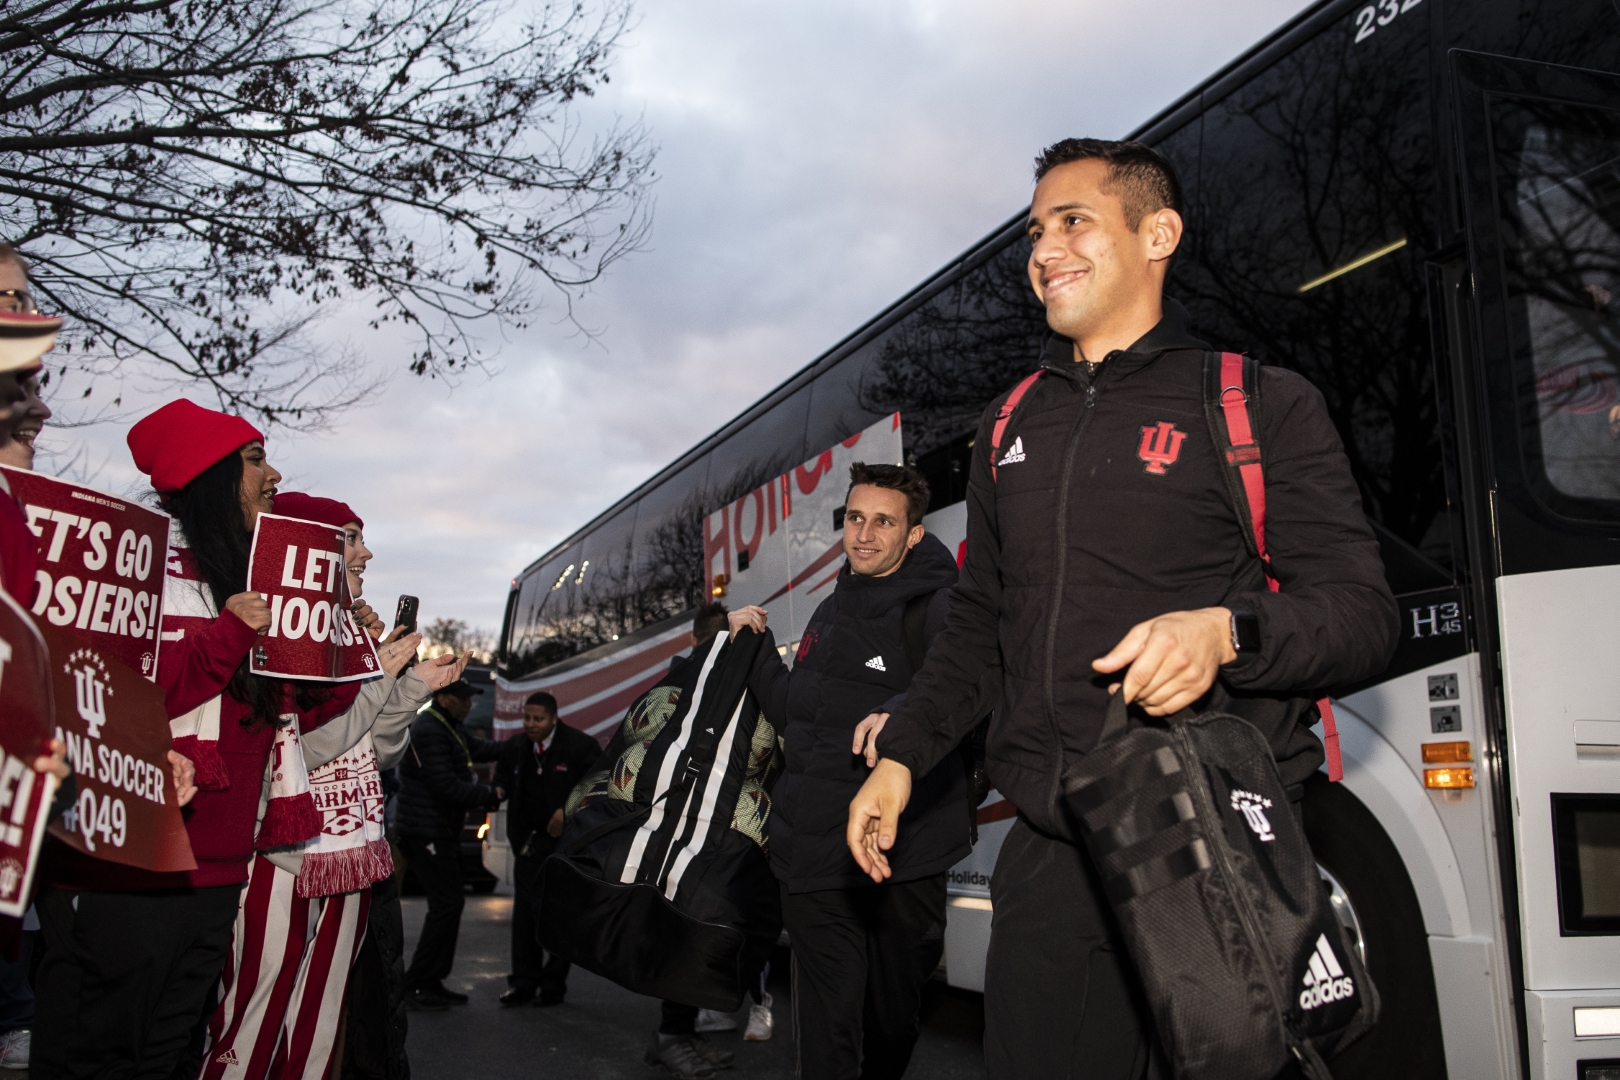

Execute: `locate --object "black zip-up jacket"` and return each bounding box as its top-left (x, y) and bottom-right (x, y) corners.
top-left (397, 705), bottom-right (504, 840)
top-left (878, 309), bottom-right (1399, 842)
top-left (494, 722), bottom-right (601, 858)
top-left (748, 532), bottom-right (976, 892)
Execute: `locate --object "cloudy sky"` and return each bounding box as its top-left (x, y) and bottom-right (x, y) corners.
top-left (44, 0), bottom-right (1314, 640)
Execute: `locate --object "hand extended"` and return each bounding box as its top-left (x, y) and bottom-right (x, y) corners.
top-left (414, 649), bottom-right (472, 692)
top-left (846, 758), bottom-right (912, 883)
top-left (376, 632), bottom-right (423, 677)
top-left (727, 605), bottom-right (768, 641)
top-left (1092, 607), bottom-right (1235, 715)
top-left (547, 807), bottom-right (565, 838)
top-left (167, 749), bottom-right (197, 807)
top-left (851, 712), bottom-right (889, 768)
top-left (224, 591), bottom-right (272, 632)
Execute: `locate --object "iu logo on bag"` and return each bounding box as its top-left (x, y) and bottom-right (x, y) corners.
top-left (1137, 422), bottom-right (1188, 475)
top-left (1229, 789), bottom-right (1276, 842)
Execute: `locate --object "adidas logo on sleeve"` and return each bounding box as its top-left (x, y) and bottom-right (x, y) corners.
top-left (1298, 934), bottom-right (1355, 1011)
top-left (997, 437), bottom-right (1026, 466)
top-left (865, 656), bottom-right (887, 671)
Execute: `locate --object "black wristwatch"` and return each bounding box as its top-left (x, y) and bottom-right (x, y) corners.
top-left (1230, 608), bottom-right (1261, 656)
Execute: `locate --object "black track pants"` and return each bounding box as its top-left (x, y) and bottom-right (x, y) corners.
top-left (401, 835), bottom-right (464, 990)
top-left (984, 819), bottom-right (1163, 1080)
top-left (32, 883), bottom-right (242, 1080)
top-left (781, 873), bottom-right (945, 1080)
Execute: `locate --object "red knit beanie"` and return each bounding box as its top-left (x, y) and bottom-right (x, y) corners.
top-left (273, 492), bottom-right (363, 530)
top-left (127, 400), bottom-right (265, 493)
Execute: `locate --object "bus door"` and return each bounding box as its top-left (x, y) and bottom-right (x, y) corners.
top-left (1451, 49), bottom-right (1620, 1080)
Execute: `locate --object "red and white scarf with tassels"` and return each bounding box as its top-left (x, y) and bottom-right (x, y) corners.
top-left (290, 734), bottom-right (393, 898)
top-left (162, 537), bottom-right (233, 789)
top-left (257, 720), bottom-right (322, 849)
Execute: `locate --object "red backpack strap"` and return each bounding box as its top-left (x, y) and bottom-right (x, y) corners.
top-left (1206, 352), bottom-right (1343, 782)
top-left (989, 371), bottom-right (1044, 481)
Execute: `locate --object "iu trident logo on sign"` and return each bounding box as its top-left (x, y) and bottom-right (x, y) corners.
top-left (1138, 421), bottom-right (1188, 475)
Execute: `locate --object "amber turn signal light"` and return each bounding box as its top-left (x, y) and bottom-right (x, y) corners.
top-left (1422, 741), bottom-right (1472, 764)
top-left (1424, 767), bottom-right (1475, 789)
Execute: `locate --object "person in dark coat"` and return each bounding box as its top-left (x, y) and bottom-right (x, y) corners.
top-left (398, 679), bottom-right (503, 1009)
top-left (847, 138), bottom-right (1400, 1078)
top-left (495, 691), bottom-right (600, 1006)
top-left (726, 461), bottom-right (982, 1080)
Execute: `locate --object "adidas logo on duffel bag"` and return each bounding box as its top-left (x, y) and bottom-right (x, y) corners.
top-left (1299, 934), bottom-right (1355, 1011)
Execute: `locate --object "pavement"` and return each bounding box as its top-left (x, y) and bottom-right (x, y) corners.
top-left (401, 885), bottom-right (989, 1079)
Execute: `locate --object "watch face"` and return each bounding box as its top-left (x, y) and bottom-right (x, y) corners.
top-left (1233, 613), bottom-right (1262, 653)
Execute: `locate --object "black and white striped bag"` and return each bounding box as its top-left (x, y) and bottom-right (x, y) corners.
top-left (538, 627), bottom-right (780, 1011)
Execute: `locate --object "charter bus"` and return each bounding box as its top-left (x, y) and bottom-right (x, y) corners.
top-left (494, 0), bottom-right (1620, 1074)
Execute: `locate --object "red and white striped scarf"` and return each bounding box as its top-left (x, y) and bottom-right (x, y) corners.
top-left (163, 534), bottom-right (320, 846)
top-left (291, 734), bottom-right (393, 898)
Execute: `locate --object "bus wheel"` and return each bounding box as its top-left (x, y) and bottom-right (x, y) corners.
top-left (1301, 772), bottom-right (1448, 1079)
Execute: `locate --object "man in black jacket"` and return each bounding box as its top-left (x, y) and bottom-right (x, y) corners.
top-left (399, 679), bottom-right (503, 1009)
top-left (728, 462), bottom-right (977, 1080)
top-left (495, 691), bottom-right (600, 1007)
top-left (847, 139), bottom-right (1399, 1078)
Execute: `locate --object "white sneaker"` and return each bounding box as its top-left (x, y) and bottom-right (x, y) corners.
top-left (744, 993), bottom-right (773, 1041)
top-left (694, 1008), bottom-right (737, 1033)
top-left (0, 1029), bottom-right (29, 1069)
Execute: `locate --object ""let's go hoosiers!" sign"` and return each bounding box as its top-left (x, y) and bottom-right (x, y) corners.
top-left (247, 513), bottom-right (380, 682)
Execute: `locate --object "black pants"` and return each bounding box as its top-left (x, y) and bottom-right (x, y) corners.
top-left (342, 868), bottom-right (410, 1080)
top-left (984, 819), bottom-right (1163, 1080)
top-left (32, 883), bottom-right (242, 1080)
top-left (402, 834), bottom-right (464, 990)
top-left (510, 853), bottom-right (569, 999)
top-left (781, 873), bottom-right (945, 1080)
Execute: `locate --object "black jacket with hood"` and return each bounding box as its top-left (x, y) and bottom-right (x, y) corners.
top-left (878, 308), bottom-right (1399, 843)
top-left (397, 704), bottom-right (504, 840)
top-left (747, 532), bottom-right (973, 893)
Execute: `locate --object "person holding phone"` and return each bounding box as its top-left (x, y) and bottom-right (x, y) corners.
top-left (198, 493), bottom-right (468, 1080)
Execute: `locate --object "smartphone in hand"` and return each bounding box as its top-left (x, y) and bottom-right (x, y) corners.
top-left (394, 594), bottom-right (419, 636)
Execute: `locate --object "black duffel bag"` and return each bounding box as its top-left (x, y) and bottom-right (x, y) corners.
top-left (537, 627), bottom-right (780, 1012)
top-left (1062, 692), bottom-right (1378, 1080)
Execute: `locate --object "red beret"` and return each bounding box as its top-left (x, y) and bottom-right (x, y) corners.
top-left (273, 492), bottom-right (363, 530)
top-left (127, 399), bottom-right (265, 493)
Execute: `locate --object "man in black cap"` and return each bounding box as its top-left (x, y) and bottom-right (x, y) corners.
top-left (398, 679), bottom-right (504, 1009)
top-left (494, 691), bottom-right (599, 1007)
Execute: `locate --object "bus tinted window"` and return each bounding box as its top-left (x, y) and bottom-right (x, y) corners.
top-left (860, 235), bottom-right (1047, 462)
top-left (1492, 99), bottom-right (1620, 517)
top-left (1185, 4), bottom-right (1450, 572)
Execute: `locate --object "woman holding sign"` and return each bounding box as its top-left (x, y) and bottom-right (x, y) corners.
top-left (31, 402), bottom-right (461, 1080)
top-left (200, 492), bottom-right (444, 1080)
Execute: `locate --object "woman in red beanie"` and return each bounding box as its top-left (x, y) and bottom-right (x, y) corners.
top-left (201, 493), bottom-right (460, 1080)
top-left (32, 403), bottom-right (442, 1080)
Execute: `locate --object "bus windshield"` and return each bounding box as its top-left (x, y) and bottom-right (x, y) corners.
top-left (1497, 99), bottom-right (1620, 511)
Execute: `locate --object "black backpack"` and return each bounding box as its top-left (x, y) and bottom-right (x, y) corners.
top-left (537, 628), bottom-right (781, 1012)
top-left (1063, 692), bottom-right (1377, 1080)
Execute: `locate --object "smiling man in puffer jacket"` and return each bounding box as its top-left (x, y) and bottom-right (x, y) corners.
top-left (726, 461), bottom-right (993, 1080)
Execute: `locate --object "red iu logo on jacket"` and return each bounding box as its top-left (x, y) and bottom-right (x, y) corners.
top-left (1138, 422), bottom-right (1188, 475)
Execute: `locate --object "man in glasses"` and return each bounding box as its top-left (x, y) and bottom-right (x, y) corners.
top-left (0, 244), bottom-right (52, 471)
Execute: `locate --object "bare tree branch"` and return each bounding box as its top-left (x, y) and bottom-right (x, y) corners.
top-left (0, 0), bottom-right (655, 427)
